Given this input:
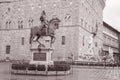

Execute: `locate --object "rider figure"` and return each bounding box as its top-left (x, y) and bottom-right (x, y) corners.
top-left (40, 10), bottom-right (48, 35)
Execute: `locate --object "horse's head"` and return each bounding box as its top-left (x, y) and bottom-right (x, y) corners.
top-left (49, 18), bottom-right (61, 30)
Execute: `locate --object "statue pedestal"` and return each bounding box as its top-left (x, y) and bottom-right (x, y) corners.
top-left (30, 49), bottom-right (54, 65)
top-left (30, 36), bottom-right (54, 65)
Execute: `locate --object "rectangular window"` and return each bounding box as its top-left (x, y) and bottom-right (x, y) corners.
top-left (21, 37), bottom-right (24, 45)
top-left (62, 36), bottom-right (65, 45)
top-left (83, 36), bottom-right (84, 46)
top-left (6, 45), bottom-right (10, 54)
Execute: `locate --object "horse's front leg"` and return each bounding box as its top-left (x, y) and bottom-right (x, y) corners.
top-left (30, 34), bottom-right (39, 43)
top-left (29, 34), bottom-right (34, 44)
top-left (36, 35), bottom-right (40, 42)
top-left (52, 36), bottom-right (55, 43)
top-left (50, 36), bottom-right (55, 47)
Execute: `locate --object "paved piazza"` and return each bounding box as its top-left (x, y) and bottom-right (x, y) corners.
top-left (0, 62), bottom-right (120, 80)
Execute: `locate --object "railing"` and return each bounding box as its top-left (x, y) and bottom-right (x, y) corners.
top-left (11, 61), bottom-right (71, 71)
top-left (72, 61), bottom-right (118, 67)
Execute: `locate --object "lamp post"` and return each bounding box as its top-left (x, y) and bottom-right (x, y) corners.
top-left (70, 53), bottom-right (74, 74)
top-left (67, 53), bottom-right (74, 74)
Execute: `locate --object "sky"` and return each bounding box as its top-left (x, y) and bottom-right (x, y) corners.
top-left (103, 0), bottom-right (120, 31)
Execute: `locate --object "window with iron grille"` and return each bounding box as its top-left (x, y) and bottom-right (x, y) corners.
top-left (6, 45), bottom-right (10, 54)
top-left (83, 36), bottom-right (84, 46)
top-left (62, 36), bottom-right (65, 45)
top-left (21, 37), bottom-right (24, 45)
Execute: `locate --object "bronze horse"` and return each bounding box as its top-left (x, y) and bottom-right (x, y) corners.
top-left (29, 18), bottom-right (60, 45)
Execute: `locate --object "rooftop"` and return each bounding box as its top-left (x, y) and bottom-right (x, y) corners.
top-left (103, 21), bottom-right (120, 33)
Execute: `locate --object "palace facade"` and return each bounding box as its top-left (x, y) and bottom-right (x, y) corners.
top-left (0, 0), bottom-right (106, 62)
top-left (103, 22), bottom-right (120, 63)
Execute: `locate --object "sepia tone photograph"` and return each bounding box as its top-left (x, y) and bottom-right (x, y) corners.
top-left (0, 0), bottom-right (120, 80)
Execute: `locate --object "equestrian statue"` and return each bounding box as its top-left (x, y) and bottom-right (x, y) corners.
top-left (29, 11), bottom-right (60, 47)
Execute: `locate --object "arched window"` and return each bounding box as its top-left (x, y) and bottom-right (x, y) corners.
top-left (18, 19), bottom-right (23, 29)
top-left (28, 18), bottom-right (34, 28)
top-left (6, 20), bottom-right (11, 29)
top-left (18, 21), bottom-right (20, 29)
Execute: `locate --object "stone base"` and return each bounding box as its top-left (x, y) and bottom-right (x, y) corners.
top-left (30, 61), bottom-right (54, 65)
top-left (11, 70), bottom-right (71, 76)
top-left (30, 36), bottom-right (54, 65)
top-left (30, 48), bottom-right (54, 65)
top-left (11, 61), bottom-right (71, 76)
